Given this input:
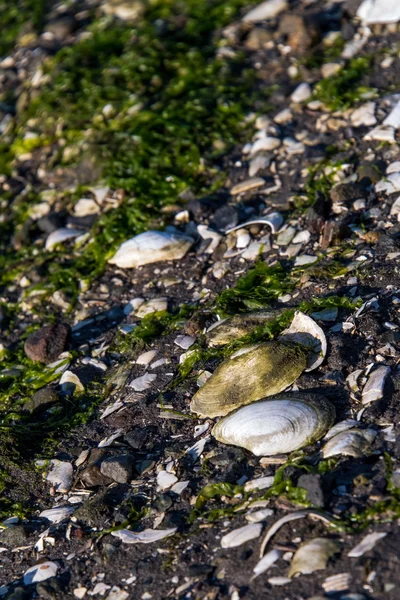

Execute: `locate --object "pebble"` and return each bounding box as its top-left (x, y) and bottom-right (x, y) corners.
top-left (376, 172), bottom-right (400, 194)
top-left (384, 100), bottom-right (400, 129)
top-left (249, 155), bottom-right (270, 177)
top-left (321, 63), bottom-right (342, 78)
top-left (277, 226), bottom-right (296, 246)
top-left (290, 83), bottom-right (312, 104)
top-left (362, 365), bottom-right (390, 404)
top-left (174, 335), bottom-right (196, 349)
top-left (45, 459), bottom-right (73, 493)
top-left (100, 454), bottom-right (135, 484)
top-left (351, 102), bottom-right (377, 127)
top-left (24, 322), bottom-right (71, 363)
top-left (250, 137), bottom-right (280, 155)
top-left (136, 298), bottom-right (168, 318)
top-left (364, 125), bottom-right (395, 144)
top-left (357, 0), bottom-right (400, 24)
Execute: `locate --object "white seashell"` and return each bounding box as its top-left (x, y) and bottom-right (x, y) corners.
top-left (226, 213), bottom-right (284, 235)
top-left (98, 428), bottom-right (124, 448)
top-left (129, 373), bottom-right (157, 391)
top-left (250, 137), bottom-right (281, 155)
top-left (157, 471), bottom-right (178, 491)
top-left (346, 369), bottom-right (364, 392)
top-left (185, 436), bottom-right (210, 463)
top-left (170, 481), bottom-right (189, 495)
top-left (59, 370), bottom-right (84, 394)
top-left (135, 298), bottom-right (168, 318)
top-left (194, 423), bottom-right (210, 437)
top-left (246, 508), bottom-right (274, 523)
top-left (242, 0), bottom-right (287, 22)
top-left (230, 177), bottom-right (265, 195)
top-left (291, 83), bottom-right (312, 104)
top-left (279, 311), bottom-right (327, 371)
top-left (108, 230), bottom-right (194, 268)
top-left (348, 532), bottom-right (387, 557)
top-left (45, 460), bottom-right (73, 493)
top-left (112, 528), bottom-right (177, 544)
top-left (376, 172), bottom-right (400, 194)
top-left (39, 506), bottom-right (76, 523)
top-left (259, 509), bottom-right (338, 557)
top-left (244, 476), bottom-right (275, 492)
top-left (45, 228), bottom-right (82, 251)
top-left (324, 419), bottom-right (360, 441)
top-left (24, 561), bottom-right (59, 584)
top-left (174, 335), bottom-right (196, 350)
top-left (362, 365), bottom-right (390, 404)
top-left (322, 572), bottom-right (352, 593)
top-left (268, 576), bottom-right (291, 586)
top-left (73, 197), bottom-right (99, 217)
top-left (288, 538), bottom-right (339, 577)
top-left (322, 428), bottom-right (376, 458)
top-left (252, 549), bottom-right (282, 579)
top-left (220, 523), bottom-right (262, 548)
top-left (197, 225), bottom-right (222, 253)
top-left (212, 393), bottom-right (335, 457)
top-left (136, 350), bottom-right (158, 366)
top-left (357, 0), bottom-right (400, 24)
top-left (106, 587), bottom-right (129, 600)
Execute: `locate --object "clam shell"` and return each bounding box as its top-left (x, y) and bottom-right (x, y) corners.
top-left (212, 392), bottom-right (335, 456)
top-left (206, 310), bottom-right (282, 347)
top-left (190, 341), bottom-right (307, 418)
top-left (279, 311), bottom-right (327, 371)
top-left (288, 538), bottom-right (339, 577)
top-left (321, 427), bottom-right (376, 458)
top-left (108, 230), bottom-right (194, 268)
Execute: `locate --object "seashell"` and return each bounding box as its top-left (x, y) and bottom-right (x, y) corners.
top-left (288, 538), bottom-right (339, 577)
top-left (322, 428), bottom-right (376, 458)
top-left (279, 311), bottom-right (327, 371)
top-left (206, 310), bottom-right (282, 347)
top-left (252, 549), bottom-right (283, 579)
top-left (212, 392), bottom-right (335, 456)
top-left (108, 230), bottom-right (194, 268)
top-left (362, 365), bottom-right (390, 404)
top-left (324, 419), bottom-right (360, 440)
top-left (112, 527), bottom-right (177, 544)
top-left (220, 523), bottom-right (262, 548)
top-left (45, 227), bottom-right (83, 251)
top-left (59, 370), bottom-right (84, 394)
top-left (45, 459), bottom-right (73, 493)
top-left (190, 341), bottom-right (307, 418)
top-left (226, 213), bottom-right (284, 235)
top-left (347, 532), bottom-right (387, 557)
top-left (39, 505), bottom-right (76, 524)
top-left (24, 561), bottom-right (59, 585)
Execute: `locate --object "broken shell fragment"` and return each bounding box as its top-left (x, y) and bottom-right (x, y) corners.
top-left (362, 365), bottom-right (390, 404)
top-left (279, 311), bottom-right (327, 371)
top-left (108, 230), bottom-right (194, 268)
top-left (206, 310), bottom-right (282, 346)
top-left (322, 427), bottom-right (376, 458)
top-left (190, 341), bottom-right (307, 418)
top-left (288, 538), bottom-right (339, 577)
top-left (212, 392), bottom-right (335, 457)
top-left (221, 523), bottom-right (262, 548)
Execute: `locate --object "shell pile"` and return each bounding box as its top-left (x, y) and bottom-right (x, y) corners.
top-left (191, 311), bottom-right (336, 456)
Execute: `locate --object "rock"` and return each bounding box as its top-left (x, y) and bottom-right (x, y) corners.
top-left (0, 525), bottom-right (27, 548)
top-left (297, 474), bottom-right (324, 507)
top-left (24, 322), bottom-right (71, 363)
top-left (290, 83), bottom-right (312, 103)
top-left (45, 16), bottom-right (76, 39)
top-left (23, 387), bottom-right (59, 413)
top-left (278, 13), bottom-right (318, 53)
top-left (242, 0), bottom-right (288, 22)
top-left (37, 213), bottom-right (64, 234)
top-left (245, 27), bottom-right (273, 51)
top-left (4, 588), bottom-right (29, 600)
top-left (100, 454), bottom-right (135, 484)
top-left (330, 183), bottom-right (365, 204)
top-left (210, 205), bottom-right (239, 232)
top-left (351, 102), bottom-right (377, 127)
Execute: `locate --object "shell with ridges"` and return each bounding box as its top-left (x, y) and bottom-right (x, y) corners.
top-left (322, 427), bottom-right (376, 458)
top-left (212, 392), bottom-right (335, 456)
top-left (190, 341), bottom-right (307, 418)
top-left (108, 230), bottom-right (194, 268)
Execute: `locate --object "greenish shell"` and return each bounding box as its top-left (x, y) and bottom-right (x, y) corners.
top-left (206, 310), bottom-right (283, 347)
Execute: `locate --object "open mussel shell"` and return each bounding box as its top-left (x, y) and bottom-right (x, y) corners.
top-left (279, 311), bottom-right (327, 371)
top-left (206, 309), bottom-right (283, 347)
top-left (212, 392), bottom-right (335, 456)
top-left (108, 230), bottom-right (194, 268)
top-left (190, 341), bottom-right (307, 418)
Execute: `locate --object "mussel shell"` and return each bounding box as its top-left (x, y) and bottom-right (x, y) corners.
top-left (108, 230), bottom-right (194, 268)
top-left (212, 392), bottom-right (335, 456)
top-left (190, 341), bottom-right (307, 418)
top-left (206, 310), bottom-right (283, 347)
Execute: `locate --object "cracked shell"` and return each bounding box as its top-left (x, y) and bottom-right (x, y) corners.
top-left (279, 311), bottom-right (327, 371)
top-left (108, 230), bottom-right (194, 268)
top-left (212, 392), bottom-right (335, 456)
top-left (190, 341), bottom-right (307, 418)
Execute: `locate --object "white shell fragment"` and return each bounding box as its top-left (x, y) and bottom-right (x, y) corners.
top-left (279, 312), bottom-right (327, 371)
top-left (324, 419), bottom-right (360, 440)
top-left (362, 365), bottom-right (390, 404)
top-left (348, 532), bottom-right (387, 557)
top-left (157, 470), bottom-right (178, 491)
top-left (220, 523), bottom-right (262, 548)
top-left (242, 0), bottom-right (287, 22)
top-left (108, 230), bottom-right (194, 268)
top-left (24, 561), bottom-right (59, 585)
top-left (45, 460), bottom-right (73, 493)
top-left (322, 428), bottom-right (377, 458)
top-left (39, 506), bottom-right (76, 523)
top-left (45, 228), bottom-right (82, 251)
top-left (246, 508), bottom-right (274, 523)
top-left (129, 373), bottom-right (157, 391)
top-left (244, 476), bottom-right (275, 492)
top-left (288, 538), bottom-right (339, 577)
top-left (252, 549), bottom-right (283, 579)
top-left (59, 370), bottom-right (84, 394)
top-left (212, 393), bottom-right (335, 457)
top-left (357, 0), bottom-right (400, 24)
top-left (112, 528), bottom-right (177, 544)
top-left (291, 83), bottom-right (312, 104)
top-left (226, 213), bottom-right (284, 235)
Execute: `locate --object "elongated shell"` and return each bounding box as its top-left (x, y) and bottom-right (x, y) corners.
top-left (206, 310), bottom-right (282, 347)
top-left (108, 230), bottom-right (194, 268)
top-left (279, 311), bottom-right (327, 371)
top-left (322, 428), bottom-right (376, 458)
top-left (212, 392), bottom-right (335, 456)
top-left (190, 341), bottom-right (307, 418)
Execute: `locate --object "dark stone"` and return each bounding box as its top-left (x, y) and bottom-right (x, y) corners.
top-left (37, 213), bottom-right (65, 235)
top-left (357, 162), bottom-right (383, 185)
top-left (297, 474), bottom-right (324, 507)
top-left (278, 13), bottom-right (320, 53)
top-left (330, 183), bottom-right (366, 204)
top-left (210, 205), bottom-right (239, 233)
top-left (74, 486), bottom-right (129, 527)
top-left (153, 494), bottom-right (173, 513)
top-left (23, 387), bottom-right (59, 413)
top-left (80, 465), bottom-right (112, 488)
top-left (100, 453), bottom-right (135, 484)
top-left (24, 322), bottom-right (71, 363)
top-left (5, 588), bottom-right (30, 600)
top-left (188, 563), bottom-right (214, 577)
top-left (124, 427), bottom-right (156, 451)
top-left (36, 578), bottom-right (63, 599)
top-left (0, 525), bottom-right (27, 547)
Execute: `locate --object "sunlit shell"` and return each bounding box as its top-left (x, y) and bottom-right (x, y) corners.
top-left (279, 311), bottom-right (327, 371)
top-left (108, 230), bottom-right (194, 268)
top-left (206, 310), bottom-right (282, 347)
top-left (321, 427), bottom-right (376, 458)
top-left (212, 392), bottom-right (335, 456)
top-left (190, 341), bottom-right (307, 418)
top-left (288, 538), bottom-right (339, 577)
